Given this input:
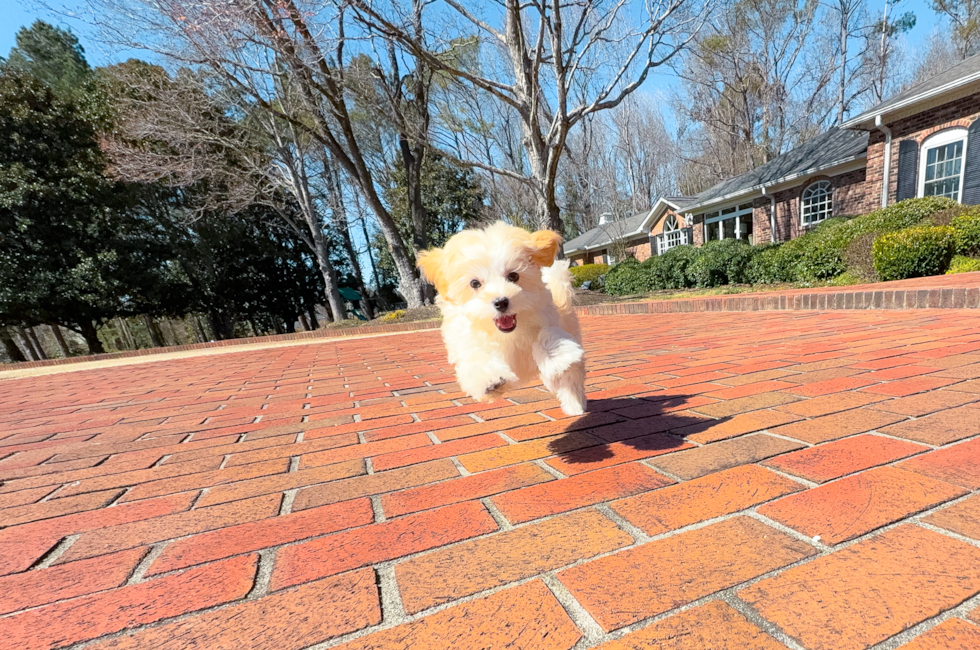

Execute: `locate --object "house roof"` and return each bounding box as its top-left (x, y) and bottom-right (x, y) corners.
top-left (842, 54), bottom-right (980, 130)
top-left (564, 210), bottom-right (651, 254)
top-left (682, 127), bottom-right (869, 213)
top-left (563, 196), bottom-right (693, 254)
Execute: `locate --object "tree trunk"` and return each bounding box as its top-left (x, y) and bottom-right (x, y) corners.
top-left (26, 327), bottom-right (48, 360)
top-left (50, 324), bottom-right (71, 357)
top-left (115, 317), bottom-right (133, 350)
top-left (0, 327), bottom-right (27, 362)
top-left (192, 315), bottom-right (209, 343)
top-left (284, 318), bottom-right (296, 333)
top-left (207, 311), bottom-right (235, 340)
top-left (309, 222), bottom-right (348, 322)
top-left (323, 153), bottom-right (376, 319)
top-left (13, 327), bottom-right (39, 360)
top-left (79, 321), bottom-right (105, 354)
top-left (142, 314), bottom-right (164, 347)
top-left (299, 313), bottom-right (310, 331)
top-left (308, 310), bottom-right (320, 330)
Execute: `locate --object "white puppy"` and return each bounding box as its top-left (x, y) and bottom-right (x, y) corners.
top-left (417, 221), bottom-right (587, 416)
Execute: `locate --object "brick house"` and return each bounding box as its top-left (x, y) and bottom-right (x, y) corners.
top-left (565, 197), bottom-right (695, 265)
top-left (566, 54), bottom-right (980, 262)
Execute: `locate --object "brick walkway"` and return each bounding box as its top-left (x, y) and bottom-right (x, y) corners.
top-left (3, 310), bottom-right (980, 649)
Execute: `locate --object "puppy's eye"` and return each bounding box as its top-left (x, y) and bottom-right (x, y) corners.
top-left (506, 272), bottom-right (519, 283)
top-left (469, 279), bottom-right (482, 289)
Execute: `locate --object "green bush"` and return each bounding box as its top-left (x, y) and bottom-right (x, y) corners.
top-left (644, 245), bottom-right (698, 290)
top-left (813, 197), bottom-right (956, 278)
top-left (687, 239), bottom-right (755, 287)
top-left (746, 242), bottom-right (803, 284)
top-left (872, 225), bottom-right (957, 281)
top-left (603, 258), bottom-right (652, 295)
top-left (569, 263), bottom-right (609, 288)
top-left (947, 255), bottom-right (980, 274)
top-left (950, 207), bottom-right (980, 256)
top-left (753, 198), bottom-right (955, 283)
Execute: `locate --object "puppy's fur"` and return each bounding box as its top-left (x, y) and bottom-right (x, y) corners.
top-left (417, 222), bottom-right (587, 416)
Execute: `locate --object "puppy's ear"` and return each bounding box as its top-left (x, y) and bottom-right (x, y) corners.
top-left (416, 248), bottom-right (448, 295)
top-left (527, 229), bottom-right (563, 267)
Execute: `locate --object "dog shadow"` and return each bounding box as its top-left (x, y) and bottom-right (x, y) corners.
top-left (546, 396), bottom-right (730, 466)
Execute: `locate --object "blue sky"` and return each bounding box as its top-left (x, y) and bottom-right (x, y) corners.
top-left (0, 0), bottom-right (943, 70)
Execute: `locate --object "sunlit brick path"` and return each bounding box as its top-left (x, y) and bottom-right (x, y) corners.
top-left (3, 309), bottom-right (980, 649)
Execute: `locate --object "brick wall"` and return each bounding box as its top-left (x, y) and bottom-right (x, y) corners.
top-left (866, 93), bottom-right (980, 206)
top-left (744, 169), bottom-right (870, 244)
top-left (626, 237), bottom-right (653, 262)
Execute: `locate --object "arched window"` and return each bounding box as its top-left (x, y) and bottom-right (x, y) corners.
top-left (801, 180), bottom-right (833, 226)
top-left (920, 128), bottom-right (968, 201)
top-left (658, 213), bottom-right (689, 254)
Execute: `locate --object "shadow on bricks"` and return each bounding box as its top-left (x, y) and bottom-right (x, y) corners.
top-left (547, 397), bottom-right (716, 467)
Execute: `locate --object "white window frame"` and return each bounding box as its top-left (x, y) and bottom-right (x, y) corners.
top-left (658, 214), bottom-right (688, 254)
top-left (800, 180), bottom-right (833, 227)
top-left (701, 203), bottom-right (754, 242)
top-left (918, 128), bottom-right (968, 201)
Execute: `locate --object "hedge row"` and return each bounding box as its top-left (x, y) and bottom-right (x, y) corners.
top-left (602, 197), bottom-right (980, 295)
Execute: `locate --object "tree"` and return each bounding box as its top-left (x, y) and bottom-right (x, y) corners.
top-left (84, 0), bottom-right (432, 308)
top-left (672, 0), bottom-right (835, 190)
top-left (98, 61), bottom-right (353, 321)
top-left (859, 0), bottom-right (916, 105)
top-left (0, 70), bottom-right (175, 352)
top-left (374, 154), bottom-right (486, 291)
top-left (169, 205), bottom-right (329, 338)
top-left (2, 21), bottom-right (92, 99)
top-left (348, 0), bottom-right (711, 236)
top-left (931, 0), bottom-right (980, 59)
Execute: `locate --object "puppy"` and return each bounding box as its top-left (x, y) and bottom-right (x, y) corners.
top-left (417, 221), bottom-right (587, 416)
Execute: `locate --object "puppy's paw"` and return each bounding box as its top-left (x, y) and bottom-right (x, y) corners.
top-left (558, 388), bottom-right (587, 416)
top-left (486, 378), bottom-right (507, 395)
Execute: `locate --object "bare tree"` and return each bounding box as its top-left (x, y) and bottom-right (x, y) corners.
top-left (908, 29), bottom-right (961, 87)
top-left (672, 0), bottom-right (835, 188)
top-left (100, 62), bottom-right (350, 321)
top-left (859, 0), bottom-right (916, 104)
top-left (347, 0), bottom-right (711, 235)
top-left (81, 0), bottom-right (431, 308)
top-left (610, 94), bottom-right (677, 212)
top-left (931, 0), bottom-right (980, 59)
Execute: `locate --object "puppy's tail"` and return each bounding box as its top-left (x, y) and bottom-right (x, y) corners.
top-left (542, 259), bottom-right (576, 314)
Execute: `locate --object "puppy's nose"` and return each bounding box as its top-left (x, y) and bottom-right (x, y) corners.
top-left (493, 297), bottom-right (509, 312)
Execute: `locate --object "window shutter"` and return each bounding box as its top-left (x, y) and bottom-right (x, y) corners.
top-left (895, 139), bottom-right (919, 202)
top-left (962, 118), bottom-right (980, 204)
top-left (682, 228), bottom-right (692, 245)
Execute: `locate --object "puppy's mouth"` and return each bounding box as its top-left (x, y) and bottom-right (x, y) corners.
top-left (494, 314), bottom-right (517, 333)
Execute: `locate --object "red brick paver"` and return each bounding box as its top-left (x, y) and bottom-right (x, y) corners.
top-left (6, 306), bottom-right (980, 648)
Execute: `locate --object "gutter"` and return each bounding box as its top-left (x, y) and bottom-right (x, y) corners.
top-left (761, 186), bottom-right (776, 243)
top-left (684, 153), bottom-right (867, 214)
top-left (875, 115), bottom-right (892, 208)
top-left (841, 72), bottom-right (980, 130)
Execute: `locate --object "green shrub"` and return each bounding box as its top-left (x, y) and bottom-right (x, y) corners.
top-left (746, 243), bottom-right (787, 284)
top-left (687, 239), bottom-right (755, 287)
top-left (951, 207), bottom-right (980, 256)
top-left (842, 231), bottom-right (879, 281)
top-left (764, 198), bottom-right (955, 282)
top-left (569, 263), bottom-right (609, 288)
top-left (644, 245), bottom-right (698, 290)
top-left (603, 258), bottom-right (652, 295)
top-left (872, 225), bottom-right (957, 281)
top-left (927, 205), bottom-right (974, 226)
top-left (947, 255), bottom-right (980, 274)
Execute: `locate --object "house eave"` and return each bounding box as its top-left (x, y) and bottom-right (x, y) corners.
top-left (841, 75), bottom-right (980, 130)
top-left (683, 154), bottom-right (867, 215)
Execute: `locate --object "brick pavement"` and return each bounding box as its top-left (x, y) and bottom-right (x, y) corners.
top-left (3, 309), bottom-right (980, 648)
